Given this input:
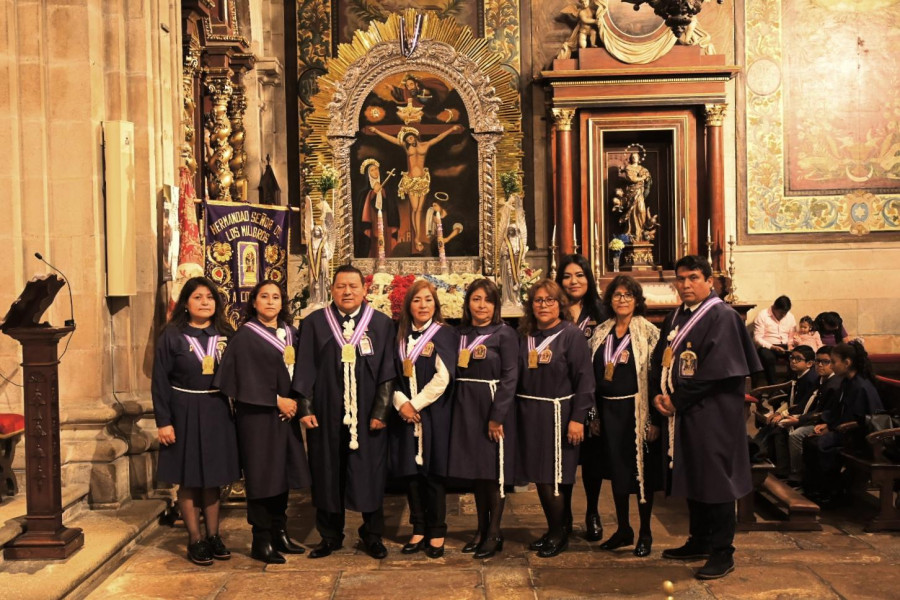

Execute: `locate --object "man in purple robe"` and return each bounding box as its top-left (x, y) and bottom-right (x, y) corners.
top-left (293, 264), bottom-right (397, 560)
top-left (651, 255), bottom-right (761, 580)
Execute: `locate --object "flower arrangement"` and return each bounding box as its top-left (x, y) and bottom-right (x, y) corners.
top-left (608, 237), bottom-right (625, 254)
top-left (363, 272), bottom-right (483, 319)
top-left (499, 171), bottom-right (522, 199)
top-left (313, 163), bottom-right (339, 195)
top-left (518, 262), bottom-right (543, 303)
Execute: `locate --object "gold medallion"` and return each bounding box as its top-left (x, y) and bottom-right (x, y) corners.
top-left (202, 355), bottom-right (215, 375)
top-left (342, 343), bottom-right (356, 363)
top-left (458, 349), bottom-right (471, 369)
top-left (528, 349), bottom-right (539, 369)
top-left (538, 349), bottom-right (553, 364)
top-left (421, 341), bottom-right (434, 357)
top-left (284, 346), bottom-right (296, 365)
top-left (403, 358), bottom-right (413, 378)
top-left (473, 344), bottom-right (487, 360)
top-left (604, 362), bottom-right (615, 382)
top-left (662, 346), bottom-right (674, 368)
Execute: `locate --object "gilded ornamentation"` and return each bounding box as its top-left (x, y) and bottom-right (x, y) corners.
top-left (307, 11), bottom-right (522, 275)
top-left (485, 0), bottom-right (521, 68)
top-left (181, 38), bottom-right (201, 175)
top-left (229, 85), bottom-right (249, 202)
top-left (551, 108), bottom-right (575, 132)
top-left (205, 76), bottom-right (235, 201)
top-left (704, 103), bottom-right (727, 127)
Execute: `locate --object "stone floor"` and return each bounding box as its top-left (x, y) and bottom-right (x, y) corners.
top-left (81, 484), bottom-right (900, 600)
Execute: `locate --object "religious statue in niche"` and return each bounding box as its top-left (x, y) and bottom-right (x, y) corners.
top-left (354, 70), bottom-right (475, 259)
top-left (304, 195), bottom-right (335, 309)
top-left (613, 144), bottom-right (659, 243)
top-left (557, 0), bottom-right (601, 60)
top-left (498, 192), bottom-right (528, 311)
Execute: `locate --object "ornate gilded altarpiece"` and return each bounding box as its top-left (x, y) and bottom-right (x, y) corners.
top-left (740, 0), bottom-right (900, 241)
top-left (304, 12), bottom-right (523, 275)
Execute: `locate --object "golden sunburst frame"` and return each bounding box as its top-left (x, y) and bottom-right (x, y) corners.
top-left (306, 9), bottom-right (523, 275)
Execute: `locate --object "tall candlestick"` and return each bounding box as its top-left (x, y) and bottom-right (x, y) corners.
top-left (707, 219), bottom-right (711, 241)
top-left (375, 209), bottom-right (386, 272)
top-left (435, 211), bottom-right (448, 275)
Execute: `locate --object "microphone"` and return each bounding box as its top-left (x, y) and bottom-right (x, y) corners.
top-left (34, 252), bottom-right (76, 328)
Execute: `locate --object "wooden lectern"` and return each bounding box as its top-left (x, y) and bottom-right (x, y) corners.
top-left (1, 274), bottom-right (84, 559)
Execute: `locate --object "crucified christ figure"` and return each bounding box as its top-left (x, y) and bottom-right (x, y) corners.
top-left (366, 124), bottom-right (464, 252)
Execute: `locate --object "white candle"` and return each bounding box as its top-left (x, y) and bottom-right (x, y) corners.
top-left (551, 224), bottom-right (557, 246)
top-left (707, 219), bottom-right (711, 241)
top-left (573, 223), bottom-right (578, 249)
top-left (682, 218), bottom-right (687, 242)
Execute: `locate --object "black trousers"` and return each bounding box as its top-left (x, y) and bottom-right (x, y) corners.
top-left (247, 491), bottom-right (288, 543)
top-left (687, 498), bottom-right (736, 557)
top-left (315, 425), bottom-right (385, 545)
top-left (406, 474), bottom-right (447, 538)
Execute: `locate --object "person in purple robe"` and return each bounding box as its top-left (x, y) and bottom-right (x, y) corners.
top-left (390, 280), bottom-right (458, 558)
top-left (152, 277), bottom-right (240, 566)
top-left (293, 265), bottom-right (397, 560)
top-left (557, 253), bottom-right (609, 541)
top-left (650, 255), bottom-right (762, 580)
top-left (214, 280), bottom-right (311, 564)
top-left (516, 279), bottom-right (595, 558)
top-left (448, 279), bottom-right (518, 559)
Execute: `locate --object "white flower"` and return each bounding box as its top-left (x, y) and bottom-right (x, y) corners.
top-left (276, 328), bottom-right (286, 341)
top-left (667, 326), bottom-right (679, 342)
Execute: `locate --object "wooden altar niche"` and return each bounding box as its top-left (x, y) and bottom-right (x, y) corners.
top-left (543, 46), bottom-right (739, 296)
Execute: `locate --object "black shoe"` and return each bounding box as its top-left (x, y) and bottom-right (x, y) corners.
top-left (662, 538), bottom-right (711, 560)
top-left (584, 513), bottom-right (603, 541)
top-left (633, 535), bottom-right (652, 557)
top-left (424, 542), bottom-right (445, 559)
top-left (273, 530), bottom-right (306, 554)
top-left (473, 536), bottom-right (503, 559)
top-left (187, 539), bottom-right (214, 566)
top-left (401, 537), bottom-right (426, 554)
top-left (528, 533), bottom-right (549, 551)
top-left (250, 539), bottom-right (286, 564)
top-left (206, 534), bottom-right (231, 560)
top-left (599, 528), bottom-right (634, 551)
top-left (696, 554), bottom-right (735, 580)
top-left (308, 540), bottom-right (342, 559)
top-left (363, 538), bottom-right (388, 559)
top-left (461, 534), bottom-right (483, 554)
top-left (536, 536), bottom-right (569, 558)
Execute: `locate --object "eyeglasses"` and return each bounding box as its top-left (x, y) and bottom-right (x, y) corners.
top-left (533, 298), bottom-right (558, 307)
top-left (612, 293), bottom-right (634, 302)
top-left (789, 356), bottom-right (807, 362)
top-left (815, 358), bottom-right (832, 365)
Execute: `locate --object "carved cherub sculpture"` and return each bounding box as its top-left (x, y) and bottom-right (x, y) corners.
top-left (557, 0), bottom-right (601, 60)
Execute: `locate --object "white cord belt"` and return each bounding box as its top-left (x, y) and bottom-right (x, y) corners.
top-left (458, 378), bottom-right (504, 496)
top-left (172, 386), bottom-right (221, 394)
top-left (601, 393), bottom-right (637, 401)
top-left (517, 393), bottom-right (574, 496)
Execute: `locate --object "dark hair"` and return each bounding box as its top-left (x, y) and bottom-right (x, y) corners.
top-left (815, 311), bottom-right (845, 342)
top-left (244, 280), bottom-right (292, 325)
top-left (773, 295), bottom-right (792, 312)
top-left (800, 315), bottom-right (815, 329)
top-left (519, 279), bottom-right (570, 336)
top-left (831, 341), bottom-right (875, 381)
top-left (816, 344), bottom-right (833, 357)
top-left (601, 275), bottom-right (647, 317)
top-left (461, 278), bottom-right (502, 327)
top-left (332, 264), bottom-right (365, 285)
top-left (556, 254), bottom-right (604, 323)
top-left (397, 279), bottom-right (444, 343)
top-left (791, 345), bottom-right (815, 362)
top-left (674, 254), bottom-right (712, 279)
top-left (168, 277), bottom-right (233, 335)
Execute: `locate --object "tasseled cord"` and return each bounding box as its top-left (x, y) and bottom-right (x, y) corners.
top-left (342, 330), bottom-right (360, 450)
top-left (458, 378), bottom-right (503, 496)
top-left (660, 362), bottom-right (675, 469)
top-left (410, 363), bottom-right (424, 466)
top-left (517, 393), bottom-right (574, 497)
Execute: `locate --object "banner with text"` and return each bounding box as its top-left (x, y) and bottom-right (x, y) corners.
top-left (204, 201), bottom-right (290, 329)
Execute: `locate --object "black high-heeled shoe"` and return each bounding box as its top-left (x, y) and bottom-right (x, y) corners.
top-left (401, 538), bottom-right (426, 554)
top-left (462, 534), bottom-right (483, 554)
top-left (633, 535), bottom-right (652, 557)
top-left (473, 536), bottom-right (504, 559)
top-left (584, 513), bottom-right (603, 542)
top-left (528, 533), bottom-right (549, 551)
top-left (536, 536), bottom-right (568, 558)
top-left (599, 528), bottom-right (634, 551)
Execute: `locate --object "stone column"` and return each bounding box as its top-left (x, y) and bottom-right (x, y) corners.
top-left (705, 103), bottom-right (727, 272)
top-left (552, 108), bottom-right (575, 255)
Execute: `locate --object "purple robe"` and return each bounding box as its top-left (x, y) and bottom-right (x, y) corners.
top-left (214, 320), bottom-right (311, 499)
top-left (389, 324), bottom-right (458, 477)
top-left (516, 321), bottom-right (595, 485)
top-left (291, 304), bottom-right (397, 514)
top-left (650, 294), bottom-right (762, 503)
top-left (447, 323), bottom-right (519, 481)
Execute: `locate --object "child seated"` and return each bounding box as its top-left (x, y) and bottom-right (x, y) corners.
top-left (790, 316), bottom-right (822, 351)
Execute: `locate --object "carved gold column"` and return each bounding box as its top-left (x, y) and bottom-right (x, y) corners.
top-left (181, 39), bottom-right (201, 176)
top-left (205, 75), bottom-right (235, 201)
top-left (228, 84), bottom-right (248, 202)
top-left (552, 107), bottom-right (575, 255)
top-left (705, 103), bottom-right (727, 272)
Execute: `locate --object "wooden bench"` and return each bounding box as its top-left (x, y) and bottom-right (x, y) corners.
top-left (840, 375), bottom-right (900, 532)
top-left (0, 413), bottom-right (25, 499)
